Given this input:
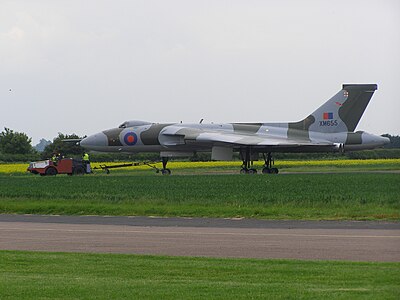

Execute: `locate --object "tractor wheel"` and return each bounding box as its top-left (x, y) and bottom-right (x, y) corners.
top-left (45, 167), bottom-right (57, 176)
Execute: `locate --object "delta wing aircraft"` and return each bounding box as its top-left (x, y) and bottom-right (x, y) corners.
top-left (80, 84), bottom-right (389, 174)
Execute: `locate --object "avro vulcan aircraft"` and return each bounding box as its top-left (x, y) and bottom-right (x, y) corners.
top-left (80, 84), bottom-right (389, 174)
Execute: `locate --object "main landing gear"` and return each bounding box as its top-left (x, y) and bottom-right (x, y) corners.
top-left (240, 148), bottom-right (258, 174)
top-left (240, 149), bottom-right (279, 175)
top-left (261, 152), bottom-right (279, 174)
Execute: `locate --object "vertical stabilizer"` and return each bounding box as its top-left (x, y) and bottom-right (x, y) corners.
top-left (289, 84), bottom-right (377, 134)
top-left (339, 84), bottom-right (377, 131)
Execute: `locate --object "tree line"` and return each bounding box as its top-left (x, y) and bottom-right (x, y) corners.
top-left (0, 127), bottom-right (400, 162)
top-left (0, 128), bottom-right (84, 162)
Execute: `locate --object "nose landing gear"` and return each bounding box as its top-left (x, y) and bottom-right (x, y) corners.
top-left (160, 157), bottom-right (171, 175)
top-left (143, 158), bottom-right (171, 175)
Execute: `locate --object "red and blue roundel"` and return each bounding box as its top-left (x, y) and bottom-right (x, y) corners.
top-left (123, 132), bottom-right (138, 146)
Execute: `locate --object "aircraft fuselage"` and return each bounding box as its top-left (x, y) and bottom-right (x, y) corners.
top-left (80, 122), bottom-right (388, 155)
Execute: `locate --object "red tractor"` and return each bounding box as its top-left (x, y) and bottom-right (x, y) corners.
top-left (27, 158), bottom-right (90, 176)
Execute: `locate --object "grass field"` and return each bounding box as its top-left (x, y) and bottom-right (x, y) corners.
top-left (0, 161), bottom-right (398, 299)
top-left (0, 172), bottom-right (398, 220)
top-left (0, 250), bottom-right (399, 299)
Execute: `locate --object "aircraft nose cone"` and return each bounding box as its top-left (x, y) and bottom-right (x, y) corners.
top-left (80, 133), bottom-right (108, 149)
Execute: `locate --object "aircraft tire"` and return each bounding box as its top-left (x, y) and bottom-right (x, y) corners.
top-left (240, 168), bottom-right (248, 174)
top-left (248, 168), bottom-right (257, 174)
top-left (161, 169), bottom-right (171, 175)
top-left (262, 167), bottom-right (271, 174)
top-left (271, 168), bottom-right (279, 174)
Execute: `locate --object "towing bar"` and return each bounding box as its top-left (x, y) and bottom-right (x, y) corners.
top-left (93, 162), bottom-right (160, 174)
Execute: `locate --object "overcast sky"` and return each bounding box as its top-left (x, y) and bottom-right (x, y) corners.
top-left (1, 0), bottom-right (399, 144)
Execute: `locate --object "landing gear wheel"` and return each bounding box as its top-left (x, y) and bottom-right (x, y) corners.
top-left (262, 167), bottom-right (271, 174)
top-left (160, 157), bottom-right (171, 175)
top-left (45, 167), bottom-right (57, 176)
top-left (262, 152), bottom-right (279, 174)
top-left (240, 147), bottom-right (257, 175)
top-left (262, 167), bottom-right (279, 174)
top-left (161, 168), bottom-right (171, 175)
top-left (248, 168), bottom-right (257, 174)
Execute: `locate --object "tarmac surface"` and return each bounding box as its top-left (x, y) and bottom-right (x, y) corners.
top-left (1, 214), bottom-right (399, 261)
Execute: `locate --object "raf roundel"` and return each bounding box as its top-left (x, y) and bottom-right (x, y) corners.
top-left (123, 132), bottom-right (138, 146)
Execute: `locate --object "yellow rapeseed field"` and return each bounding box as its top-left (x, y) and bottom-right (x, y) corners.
top-left (0, 163), bottom-right (29, 173)
top-left (0, 159), bottom-right (399, 173)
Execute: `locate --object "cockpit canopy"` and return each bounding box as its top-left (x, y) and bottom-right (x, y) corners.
top-left (118, 120), bottom-right (152, 128)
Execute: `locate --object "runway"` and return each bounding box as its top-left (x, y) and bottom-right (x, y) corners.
top-left (1, 215), bottom-right (399, 261)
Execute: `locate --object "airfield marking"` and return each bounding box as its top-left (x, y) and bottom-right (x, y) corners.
top-left (2, 226), bottom-right (400, 239)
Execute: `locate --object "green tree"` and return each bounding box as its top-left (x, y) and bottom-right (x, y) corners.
top-left (41, 133), bottom-right (85, 159)
top-left (0, 127), bottom-right (34, 154)
top-left (382, 134), bottom-right (400, 149)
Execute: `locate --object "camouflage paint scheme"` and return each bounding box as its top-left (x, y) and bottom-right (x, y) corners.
top-left (81, 84), bottom-right (389, 161)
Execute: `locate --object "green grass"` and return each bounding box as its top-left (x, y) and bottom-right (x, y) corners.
top-left (0, 250), bottom-right (399, 299)
top-left (0, 173), bottom-right (399, 220)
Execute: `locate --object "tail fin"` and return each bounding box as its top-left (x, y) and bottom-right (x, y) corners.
top-left (289, 84), bottom-right (378, 134)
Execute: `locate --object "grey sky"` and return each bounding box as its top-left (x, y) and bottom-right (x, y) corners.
top-left (1, 0), bottom-right (399, 144)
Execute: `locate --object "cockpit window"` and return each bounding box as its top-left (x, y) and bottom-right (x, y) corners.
top-left (118, 120), bottom-right (152, 128)
top-left (119, 122), bottom-right (128, 129)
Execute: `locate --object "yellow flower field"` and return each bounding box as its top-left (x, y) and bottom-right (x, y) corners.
top-left (0, 159), bottom-right (399, 173)
top-left (0, 163), bottom-right (29, 173)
